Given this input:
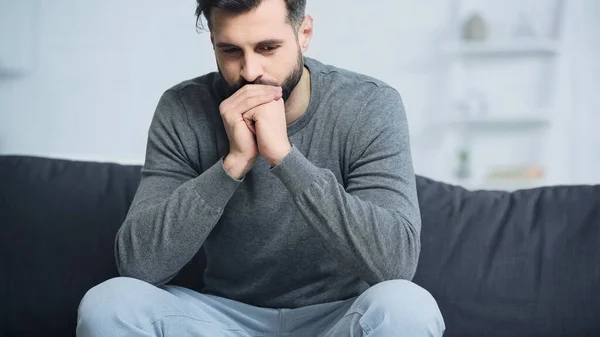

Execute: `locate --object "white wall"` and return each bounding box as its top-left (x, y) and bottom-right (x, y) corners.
top-left (1, 0), bottom-right (449, 165)
top-left (0, 0), bottom-right (214, 164)
top-left (567, 0), bottom-right (600, 184)
top-left (0, 0), bottom-right (598, 185)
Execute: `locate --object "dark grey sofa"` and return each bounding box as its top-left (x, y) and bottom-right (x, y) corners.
top-left (1, 155), bottom-right (599, 337)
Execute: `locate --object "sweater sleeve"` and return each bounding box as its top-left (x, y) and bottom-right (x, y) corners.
top-left (115, 89), bottom-right (242, 285)
top-left (270, 86), bottom-right (421, 285)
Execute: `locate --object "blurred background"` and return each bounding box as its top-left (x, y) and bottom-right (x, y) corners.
top-left (0, 0), bottom-right (598, 190)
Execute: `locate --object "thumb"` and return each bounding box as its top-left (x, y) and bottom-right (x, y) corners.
top-left (242, 111), bottom-right (256, 135)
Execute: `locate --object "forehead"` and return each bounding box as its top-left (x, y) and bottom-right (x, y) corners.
top-left (210, 0), bottom-right (292, 43)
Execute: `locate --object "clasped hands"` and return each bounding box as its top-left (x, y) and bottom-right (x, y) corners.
top-left (221, 85), bottom-right (292, 179)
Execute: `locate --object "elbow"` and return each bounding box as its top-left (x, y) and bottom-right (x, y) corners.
top-left (386, 243), bottom-right (420, 282)
top-left (115, 244), bottom-right (171, 286)
top-left (114, 226), bottom-right (170, 287)
top-left (403, 216), bottom-right (422, 280)
top-left (389, 215), bottom-right (422, 281)
top-left (114, 235), bottom-right (144, 281)
top-left (402, 237), bottom-right (421, 281)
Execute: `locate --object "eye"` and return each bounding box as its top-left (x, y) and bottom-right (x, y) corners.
top-left (222, 47), bottom-right (240, 54)
top-left (259, 45), bottom-right (279, 52)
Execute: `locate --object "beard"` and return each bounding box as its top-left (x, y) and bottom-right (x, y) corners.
top-left (220, 50), bottom-right (304, 102)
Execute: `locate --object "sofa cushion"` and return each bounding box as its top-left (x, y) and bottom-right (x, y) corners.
top-left (413, 176), bottom-right (600, 337)
top-left (0, 155), bottom-right (206, 337)
top-left (0, 155), bottom-right (141, 336)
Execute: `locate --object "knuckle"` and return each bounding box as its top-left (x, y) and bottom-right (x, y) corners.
top-left (249, 97), bottom-right (260, 106)
top-left (219, 101), bottom-right (227, 112)
top-left (242, 100), bottom-right (253, 111)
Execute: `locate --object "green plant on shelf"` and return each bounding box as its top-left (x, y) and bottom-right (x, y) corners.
top-left (455, 149), bottom-right (471, 180)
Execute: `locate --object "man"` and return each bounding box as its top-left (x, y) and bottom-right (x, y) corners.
top-left (76, 0), bottom-right (445, 335)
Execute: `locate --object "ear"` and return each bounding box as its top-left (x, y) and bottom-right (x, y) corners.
top-left (297, 15), bottom-right (313, 53)
top-left (210, 33), bottom-right (215, 49)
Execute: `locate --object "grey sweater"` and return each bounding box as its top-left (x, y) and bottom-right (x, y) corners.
top-left (116, 57), bottom-right (421, 309)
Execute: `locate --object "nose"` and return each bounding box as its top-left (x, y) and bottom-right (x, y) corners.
top-left (240, 54), bottom-right (264, 83)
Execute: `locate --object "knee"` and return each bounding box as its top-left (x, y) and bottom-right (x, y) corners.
top-left (77, 277), bottom-right (154, 332)
top-left (78, 277), bottom-right (151, 315)
top-left (355, 280), bottom-right (445, 335)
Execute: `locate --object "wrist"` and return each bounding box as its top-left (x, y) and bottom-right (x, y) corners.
top-left (223, 153), bottom-right (254, 180)
top-left (268, 143), bottom-right (293, 167)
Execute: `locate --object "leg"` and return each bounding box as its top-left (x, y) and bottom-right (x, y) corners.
top-left (76, 277), bottom-right (279, 337)
top-left (323, 280), bottom-right (445, 337)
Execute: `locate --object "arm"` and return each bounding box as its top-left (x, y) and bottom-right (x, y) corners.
top-left (115, 90), bottom-right (242, 285)
top-left (270, 87), bottom-right (421, 285)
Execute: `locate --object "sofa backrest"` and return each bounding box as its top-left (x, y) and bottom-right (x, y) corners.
top-left (1, 155), bottom-right (599, 337)
top-left (0, 156), bottom-right (203, 337)
top-left (413, 176), bottom-right (600, 337)
top-left (1, 155), bottom-right (141, 337)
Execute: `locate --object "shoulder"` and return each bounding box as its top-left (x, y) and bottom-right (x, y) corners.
top-left (306, 57), bottom-right (405, 120)
top-left (308, 57), bottom-right (399, 94)
top-left (163, 72), bottom-right (226, 106)
top-left (154, 72), bottom-right (227, 128)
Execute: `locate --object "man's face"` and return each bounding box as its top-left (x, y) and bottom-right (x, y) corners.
top-left (210, 0), bottom-right (307, 101)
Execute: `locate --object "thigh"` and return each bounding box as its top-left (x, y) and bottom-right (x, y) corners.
top-left (321, 280), bottom-right (445, 337)
top-left (77, 277), bottom-right (279, 337)
top-left (319, 311), bottom-right (365, 337)
top-left (280, 297), bottom-right (358, 337)
top-left (162, 286), bottom-right (280, 336)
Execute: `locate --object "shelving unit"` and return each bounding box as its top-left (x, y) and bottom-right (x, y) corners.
top-left (438, 0), bottom-right (565, 191)
top-left (460, 177), bottom-right (546, 192)
top-left (443, 116), bottom-right (551, 129)
top-left (443, 39), bottom-right (559, 57)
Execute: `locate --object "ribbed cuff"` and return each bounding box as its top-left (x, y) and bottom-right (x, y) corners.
top-left (270, 146), bottom-right (320, 197)
top-left (192, 158), bottom-right (242, 210)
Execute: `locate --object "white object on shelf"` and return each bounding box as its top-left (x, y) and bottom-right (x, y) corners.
top-left (443, 116), bottom-right (551, 129)
top-left (451, 176), bottom-right (546, 191)
top-left (467, 180), bottom-right (545, 191)
top-left (444, 39), bottom-right (559, 57)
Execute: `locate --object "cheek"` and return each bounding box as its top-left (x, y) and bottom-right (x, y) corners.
top-left (270, 47), bottom-right (299, 78)
top-left (218, 57), bottom-right (241, 80)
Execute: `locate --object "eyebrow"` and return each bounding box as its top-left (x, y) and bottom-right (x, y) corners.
top-left (215, 39), bottom-right (285, 49)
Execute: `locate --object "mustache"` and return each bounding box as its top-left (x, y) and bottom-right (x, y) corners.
top-left (230, 79), bottom-right (281, 93)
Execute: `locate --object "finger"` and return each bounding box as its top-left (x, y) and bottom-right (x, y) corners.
top-left (231, 84), bottom-right (281, 104)
top-left (243, 107), bottom-right (255, 122)
top-left (242, 110), bottom-right (257, 134)
top-left (222, 85), bottom-right (281, 119)
top-left (244, 118), bottom-right (256, 135)
top-left (238, 94), bottom-right (279, 115)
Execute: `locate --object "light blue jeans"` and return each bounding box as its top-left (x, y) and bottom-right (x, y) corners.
top-left (76, 277), bottom-right (445, 336)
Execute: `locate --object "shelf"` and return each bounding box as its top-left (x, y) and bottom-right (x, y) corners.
top-left (444, 39), bottom-right (559, 57)
top-left (443, 116), bottom-right (551, 130)
top-left (451, 176), bottom-right (546, 191)
top-left (458, 178), bottom-right (546, 191)
top-left (450, 164), bottom-right (546, 191)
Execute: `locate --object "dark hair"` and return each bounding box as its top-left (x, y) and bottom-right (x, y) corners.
top-left (195, 0), bottom-right (306, 32)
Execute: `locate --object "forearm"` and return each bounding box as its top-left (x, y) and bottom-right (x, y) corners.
top-left (271, 147), bottom-right (421, 285)
top-left (115, 160), bottom-right (241, 285)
